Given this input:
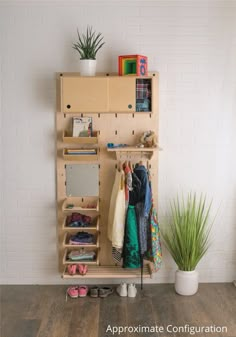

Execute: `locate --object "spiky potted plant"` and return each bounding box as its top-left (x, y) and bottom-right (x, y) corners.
top-left (73, 26), bottom-right (105, 76)
top-left (161, 193), bottom-right (213, 295)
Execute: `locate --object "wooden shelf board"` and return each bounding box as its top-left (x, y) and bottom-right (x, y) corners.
top-left (62, 264), bottom-right (152, 279)
top-left (63, 131), bottom-right (99, 144)
top-left (63, 249), bottom-right (99, 265)
top-left (63, 151), bottom-right (99, 162)
top-left (63, 232), bottom-right (99, 249)
top-left (62, 216), bottom-right (99, 231)
top-left (62, 197), bottom-right (99, 212)
top-left (107, 147), bottom-right (157, 159)
top-left (107, 147), bottom-right (156, 152)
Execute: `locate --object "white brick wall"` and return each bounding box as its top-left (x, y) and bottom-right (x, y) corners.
top-left (0, 0), bottom-right (236, 284)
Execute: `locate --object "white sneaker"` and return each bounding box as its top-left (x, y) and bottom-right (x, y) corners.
top-left (116, 282), bottom-right (127, 297)
top-left (128, 283), bottom-right (137, 298)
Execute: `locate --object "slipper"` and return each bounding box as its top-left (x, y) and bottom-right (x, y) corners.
top-left (99, 287), bottom-right (114, 298)
top-left (78, 286), bottom-right (88, 297)
top-left (77, 264), bottom-right (88, 275)
top-left (67, 264), bottom-right (77, 275)
top-left (82, 264), bottom-right (88, 275)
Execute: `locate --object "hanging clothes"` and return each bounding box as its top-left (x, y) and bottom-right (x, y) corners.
top-left (147, 206), bottom-right (162, 272)
top-left (107, 169), bottom-right (126, 262)
top-left (123, 205), bottom-right (141, 268)
top-left (123, 162), bottom-right (133, 210)
top-left (135, 201), bottom-right (151, 255)
top-left (133, 164), bottom-right (152, 217)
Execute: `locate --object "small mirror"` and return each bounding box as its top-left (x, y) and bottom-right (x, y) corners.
top-left (66, 164), bottom-right (99, 197)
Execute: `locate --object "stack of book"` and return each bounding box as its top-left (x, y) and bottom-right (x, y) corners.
top-left (65, 149), bottom-right (97, 156)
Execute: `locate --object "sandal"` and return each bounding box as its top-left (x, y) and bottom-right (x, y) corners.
top-left (78, 286), bottom-right (88, 297)
top-left (67, 264), bottom-right (77, 275)
top-left (99, 287), bottom-right (114, 298)
top-left (66, 286), bottom-right (79, 300)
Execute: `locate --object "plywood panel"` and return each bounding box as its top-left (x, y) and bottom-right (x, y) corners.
top-left (109, 77), bottom-right (135, 112)
top-left (56, 73), bottom-right (159, 275)
top-left (61, 76), bottom-right (108, 113)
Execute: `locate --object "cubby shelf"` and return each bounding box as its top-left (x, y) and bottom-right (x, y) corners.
top-left (62, 216), bottom-right (99, 231)
top-left (62, 197), bottom-right (99, 212)
top-left (63, 249), bottom-right (99, 265)
top-left (63, 232), bottom-right (99, 249)
top-left (62, 264), bottom-right (153, 279)
top-left (62, 131), bottom-right (99, 144)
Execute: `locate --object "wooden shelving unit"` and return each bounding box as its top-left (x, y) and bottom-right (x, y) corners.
top-left (56, 72), bottom-right (159, 279)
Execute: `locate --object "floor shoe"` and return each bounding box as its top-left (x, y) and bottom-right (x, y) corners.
top-left (116, 282), bottom-right (128, 297)
top-left (128, 283), bottom-right (137, 298)
top-left (66, 286), bottom-right (79, 300)
top-left (78, 286), bottom-right (88, 297)
top-left (90, 286), bottom-right (99, 298)
top-left (99, 287), bottom-right (114, 298)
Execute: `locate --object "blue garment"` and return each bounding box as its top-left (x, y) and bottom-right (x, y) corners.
top-left (134, 165), bottom-right (152, 217)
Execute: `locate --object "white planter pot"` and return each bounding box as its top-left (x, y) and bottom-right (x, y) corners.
top-left (175, 270), bottom-right (199, 296)
top-left (80, 59), bottom-right (97, 76)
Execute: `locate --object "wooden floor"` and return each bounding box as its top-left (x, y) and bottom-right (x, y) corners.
top-left (0, 283), bottom-right (235, 337)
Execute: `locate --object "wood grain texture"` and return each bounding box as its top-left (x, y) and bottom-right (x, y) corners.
top-left (0, 284), bottom-right (235, 337)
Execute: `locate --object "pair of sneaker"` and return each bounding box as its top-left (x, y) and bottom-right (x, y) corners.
top-left (116, 283), bottom-right (137, 298)
top-left (66, 285), bottom-right (88, 300)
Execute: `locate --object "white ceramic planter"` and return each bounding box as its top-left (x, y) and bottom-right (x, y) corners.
top-left (175, 270), bottom-right (199, 296)
top-left (80, 59), bottom-right (97, 76)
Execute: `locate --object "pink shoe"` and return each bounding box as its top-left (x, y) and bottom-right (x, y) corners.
top-left (77, 264), bottom-right (88, 275)
top-left (78, 286), bottom-right (88, 297)
top-left (66, 286), bottom-right (79, 299)
top-left (68, 264), bottom-right (77, 275)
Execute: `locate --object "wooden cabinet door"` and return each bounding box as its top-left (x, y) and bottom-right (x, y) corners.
top-left (109, 77), bottom-right (136, 112)
top-left (62, 76), bottom-right (108, 113)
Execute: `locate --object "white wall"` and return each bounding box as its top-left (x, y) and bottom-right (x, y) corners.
top-left (0, 0), bottom-right (236, 284)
